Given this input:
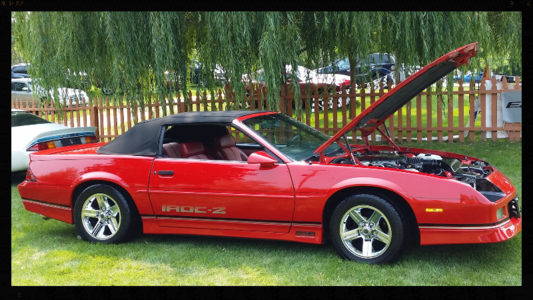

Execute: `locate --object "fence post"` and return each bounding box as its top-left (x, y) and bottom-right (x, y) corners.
top-left (279, 85), bottom-right (286, 115)
top-left (90, 100), bottom-right (100, 141)
top-left (224, 85), bottom-right (231, 111)
top-left (479, 78), bottom-right (487, 142)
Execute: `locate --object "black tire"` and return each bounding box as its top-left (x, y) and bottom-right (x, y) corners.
top-left (329, 193), bottom-right (406, 264)
top-left (74, 184), bottom-right (139, 244)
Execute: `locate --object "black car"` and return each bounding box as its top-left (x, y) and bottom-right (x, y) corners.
top-left (190, 61), bottom-right (227, 86)
top-left (11, 63), bottom-right (30, 79)
top-left (317, 53), bottom-right (396, 86)
top-left (494, 74), bottom-right (516, 83)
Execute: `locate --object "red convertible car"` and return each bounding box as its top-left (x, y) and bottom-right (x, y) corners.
top-left (18, 42), bottom-right (521, 264)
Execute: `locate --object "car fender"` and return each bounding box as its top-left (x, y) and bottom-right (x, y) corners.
top-left (71, 171), bottom-right (132, 196)
top-left (326, 177), bottom-right (412, 203)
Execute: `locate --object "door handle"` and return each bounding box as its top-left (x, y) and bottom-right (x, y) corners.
top-left (158, 170), bottom-right (174, 176)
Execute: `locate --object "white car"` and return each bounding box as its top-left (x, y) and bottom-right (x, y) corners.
top-left (11, 78), bottom-right (90, 107)
top-left (11, 109), bottom-right (97, 172)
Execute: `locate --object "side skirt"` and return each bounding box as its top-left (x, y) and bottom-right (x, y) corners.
top-left (141, 216), bottom-right (323, 244)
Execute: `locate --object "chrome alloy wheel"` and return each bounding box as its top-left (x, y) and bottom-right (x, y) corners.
top-left (339, 205), bottom-right (392, 259)
top-left (80, 193), bottom-right (121, 240)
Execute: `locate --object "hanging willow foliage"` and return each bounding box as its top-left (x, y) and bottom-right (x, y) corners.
top-left (12, 11), bottom-right (521, 115)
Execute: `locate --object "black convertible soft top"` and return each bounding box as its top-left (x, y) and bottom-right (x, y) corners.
top-left (97, 110), bottom-right (270, 156)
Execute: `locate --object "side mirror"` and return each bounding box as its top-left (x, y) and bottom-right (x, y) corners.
top-left (247, 151), bottom-right (277, 168)
top-left (22, 87), bottom-right (30, 92)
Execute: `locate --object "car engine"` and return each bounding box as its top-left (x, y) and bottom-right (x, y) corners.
top-left (334, 150), bottom-right (501, 195)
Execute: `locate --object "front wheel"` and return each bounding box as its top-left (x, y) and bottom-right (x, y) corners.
top-left (329, 194), bottom-right (406, 264)
top-left (74, 184), bottom-right (139, 244)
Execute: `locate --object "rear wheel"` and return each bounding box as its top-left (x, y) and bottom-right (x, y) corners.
top-left (74, 184), bottom-right (139, 244)
top-left (329, 194), bottom-right (406, 264)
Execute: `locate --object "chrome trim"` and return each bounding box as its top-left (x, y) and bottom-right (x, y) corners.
top-left (149, 189), bottom-right (294, 199)
top-left (293, 223), bottom-right (322, 227)
top-left (156, 215), bottom-right (292, 226)
top-left (419, 219), bottom-right (511, 230)
top-left (21, 198), bottom-right (71, 210)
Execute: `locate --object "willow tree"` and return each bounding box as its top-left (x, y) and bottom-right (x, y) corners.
top-left (12, 11), bottom-right (521, 113)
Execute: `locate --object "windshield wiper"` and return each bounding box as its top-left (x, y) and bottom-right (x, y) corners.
top-left (325, 147), bottom-right (344, 157)
top-left (303, 153), bottom-right (319, 162)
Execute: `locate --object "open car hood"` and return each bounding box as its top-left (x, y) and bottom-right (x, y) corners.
top-left (315, 42), bottom-right (479, 154)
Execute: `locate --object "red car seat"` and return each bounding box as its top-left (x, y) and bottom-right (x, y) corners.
top-left (162, 142), bottom-right (181, 158)
top-left (180, 142), bottom-right (213, 160)
top-left (214, 135), bottom-right (248, 161)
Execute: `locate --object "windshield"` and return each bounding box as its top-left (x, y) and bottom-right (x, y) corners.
top-left (241, 113), bottom-right (342, 161)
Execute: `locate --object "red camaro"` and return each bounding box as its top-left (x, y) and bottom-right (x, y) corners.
top-left (18, 42), bottom-right (521, 264)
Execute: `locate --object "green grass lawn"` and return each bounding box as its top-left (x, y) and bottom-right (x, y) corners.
top-left (11, 141), bottom-right (521, 286)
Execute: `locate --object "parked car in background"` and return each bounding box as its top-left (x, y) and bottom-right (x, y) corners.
top-left (243, 65), bottom-right (351, 111)
top-left (11, 78), bottom-right (90, 107)
top-left (65, 69), bottom-right (89, 90)
top-left (11, 63), bottom-right (30, 79)
top-left (493, 74), bottom-right (516, 83)
top-left (317, 53), bottom-right (396, 88)
top-left (245, 65), bottom-right (351, 93)
top-left (11, 109), bottom-right (97, 172)
top-left (189, 61), bottom-right (227, 86)
top-left (454, 71), bottom-right (484, 83)
top-left (453, 71), bottom-right (516, 85)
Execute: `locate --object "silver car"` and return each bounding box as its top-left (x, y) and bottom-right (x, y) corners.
top-left (11, 78), bottom-right (90, 107)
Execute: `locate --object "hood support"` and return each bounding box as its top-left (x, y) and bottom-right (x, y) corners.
top-left (376, 125), bottom-right (401, 152)
top-left (314, 42), bottom-right (479, 155)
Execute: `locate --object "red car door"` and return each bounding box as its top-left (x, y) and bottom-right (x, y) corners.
top-left (148, 158), bottom-right (295, 233)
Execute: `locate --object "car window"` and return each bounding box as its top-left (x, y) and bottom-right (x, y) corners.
top-left (336, 59), bottom-right (350, 69)
top-left (242, 113), bottom-right (341, 161)
top-left (368, 54), bottom-right (392, 65)
top-left (365, 54), bottom-right (377, 64)
top-left (228, 125), bottom-right (260, 146)
top-left (12, 82), bottom-right (29, 91)
top-left (339, 61), bottom-right (350, 69)
top-left (11, 112), bottom-right (51, 127)
top-left (13, 66), bottom-right (28, 74)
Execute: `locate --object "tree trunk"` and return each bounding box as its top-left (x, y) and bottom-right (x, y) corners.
top-left (394, 62), bottom-right (402, 84)
top-left (348, 54), bottom-right (359, 119)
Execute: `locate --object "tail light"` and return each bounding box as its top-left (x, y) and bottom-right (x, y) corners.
top-left (26, 135), bottom-right (98, 151)
top-left (25, 168), bottom-right (36, 182)
top-left (84, 135), bottom-right (98, 143)
top-left (27, 141), bottom-right (57, 151)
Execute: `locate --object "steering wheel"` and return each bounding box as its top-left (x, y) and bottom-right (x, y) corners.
top-left (287, 134), bottom-right (302, 147)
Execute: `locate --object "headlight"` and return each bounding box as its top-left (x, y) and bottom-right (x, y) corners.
top-left (507, 196), bottom-right (521, 218)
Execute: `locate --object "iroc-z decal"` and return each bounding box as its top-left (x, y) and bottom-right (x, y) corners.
top-left (162, 205), bottom-right (226, 214)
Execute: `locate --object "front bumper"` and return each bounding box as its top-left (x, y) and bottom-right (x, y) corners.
top-left (419, 216), bottom-right (522, 245)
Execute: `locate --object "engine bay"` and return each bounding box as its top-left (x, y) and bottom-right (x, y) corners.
top-left (326, 149), bottom-right (503, 198)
